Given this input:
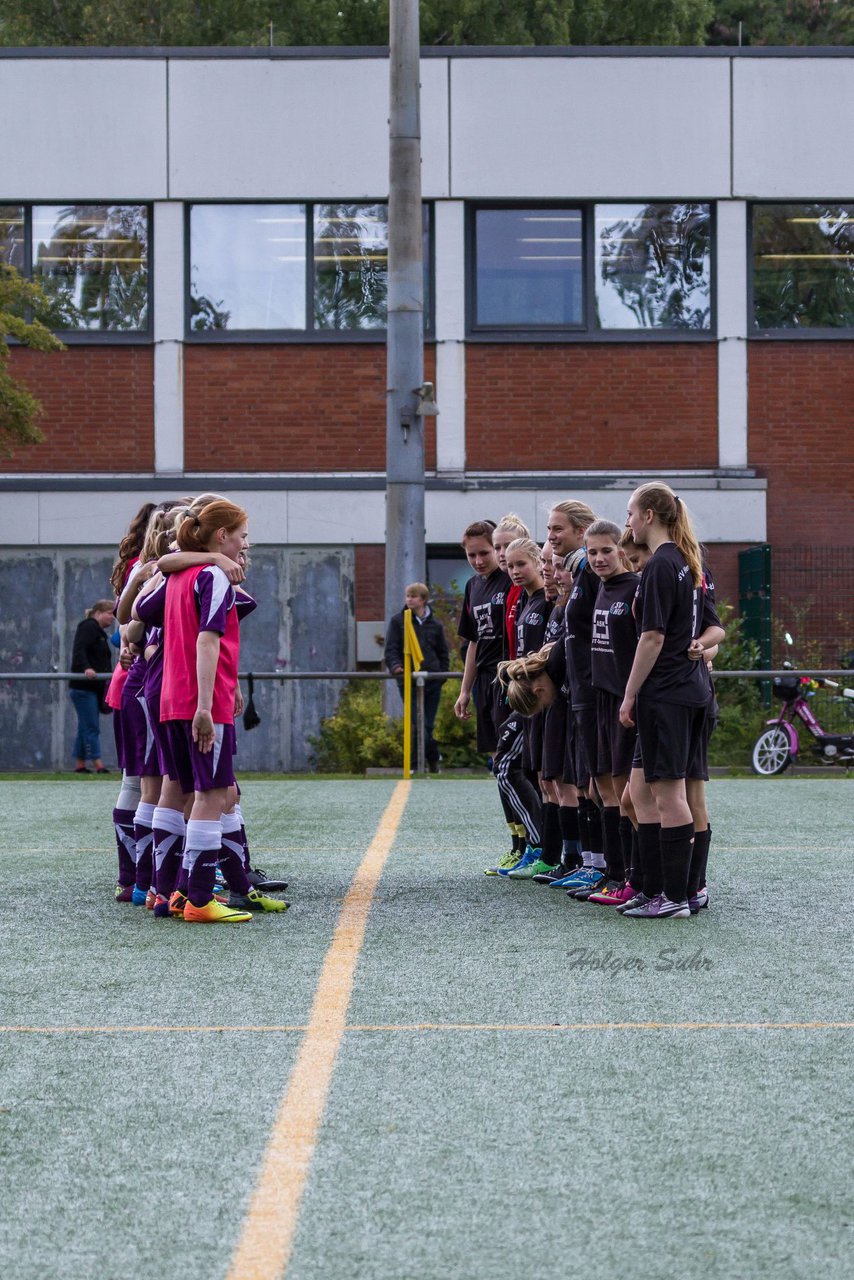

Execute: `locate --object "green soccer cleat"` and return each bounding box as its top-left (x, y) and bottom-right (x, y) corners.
top-left (484, 849), bottom-right (521, 876)
top-left (507, 856), bottom-right (553, 880)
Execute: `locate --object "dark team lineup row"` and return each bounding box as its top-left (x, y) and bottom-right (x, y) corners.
top-left (450, 486), bottom-right (724, 920)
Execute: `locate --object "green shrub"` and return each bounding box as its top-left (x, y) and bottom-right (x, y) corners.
top-left (708, 601), bottom-right (768, 767)
top-left (310, 681), bottom-right (402, 773)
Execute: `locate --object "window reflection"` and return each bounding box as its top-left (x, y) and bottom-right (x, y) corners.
top-left (32, 205), bottom-right (148, 331)
top-left (0, 206), bottom-right (24, 270)
top-left (595, 203), bottom-right (711, 330)
top-left (753, 204), bottom-right (854, 330)
top-left (475, 208), bottom-right (583, 327)
top-left (313, 204), bottom-right (389, 330)
top-left (190, 204), bottom-right (306, 331)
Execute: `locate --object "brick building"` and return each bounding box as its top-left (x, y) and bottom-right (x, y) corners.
top-left (1, 46), bottom-right (853, 766)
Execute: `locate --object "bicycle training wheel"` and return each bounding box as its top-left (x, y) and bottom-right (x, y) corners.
top-left (751, 728), bottom-right (792, 776)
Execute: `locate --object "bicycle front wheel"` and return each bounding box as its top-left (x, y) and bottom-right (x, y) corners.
top-left (751, 727), bottom-right (792, 776)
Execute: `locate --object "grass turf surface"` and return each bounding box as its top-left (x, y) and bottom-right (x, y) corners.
top-left (0, 778), bottom-right (851, 1279)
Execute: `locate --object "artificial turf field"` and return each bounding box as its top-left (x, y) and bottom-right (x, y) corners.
top-left (0, 778), bottom-right (851, 1280)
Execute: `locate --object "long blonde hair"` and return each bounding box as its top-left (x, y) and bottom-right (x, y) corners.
top-left (497, 644), bottom-right (555, 715)
top-left (632, 482), bottom-right (703, 587)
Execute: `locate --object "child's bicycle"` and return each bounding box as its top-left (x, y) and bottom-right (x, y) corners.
top-left (751, 668), bottom-right (854, 775)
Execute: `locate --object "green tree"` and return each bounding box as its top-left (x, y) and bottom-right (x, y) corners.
top-left (707, 1), bottom-right (854, 46)
top-left (0, 0), bottom-right (716, 46)
top-left (0, 265), bottom-right (64, 457)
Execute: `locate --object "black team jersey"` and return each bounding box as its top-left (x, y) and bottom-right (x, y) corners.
top-left (458, 567), bottom-right (511, 672)
top-left (634, 543), bottom-right (709, 706)
top-left (697, 562), bottom-right (723, 707)
top-left (544, 600), bottom-right (566, 647)
top-left (564, 560), bottom-right (599, 707)
top-left (515, 586), bottom-right (548, 658)
top-left (591, 572), bottom-right (640, 696)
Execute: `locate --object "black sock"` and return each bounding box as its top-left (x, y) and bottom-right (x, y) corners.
top-left (638, 822), bottom-right (663, 899)
top-left (628, 826), bottom-right (640, 887)
top-left (661, 823), bottom-right (694, 904)
top-left (601, 806), bottom-right (623, 880)
top-left (581, 796), bottom-right (603, 859)
top-left (619, 815), bottom-right (635, 886)
top-left (558, 806), bottom-right (582, 869)
top-left (687, 826), bottom-right (712, 896)
top-left (541, 802), bottom-right (562, 867)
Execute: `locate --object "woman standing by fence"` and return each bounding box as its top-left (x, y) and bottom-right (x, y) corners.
top-left (69, 600), bottom-right (115, 774)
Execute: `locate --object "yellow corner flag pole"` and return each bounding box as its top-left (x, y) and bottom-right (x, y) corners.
top-left (402, 609), bottom-right (424, 779)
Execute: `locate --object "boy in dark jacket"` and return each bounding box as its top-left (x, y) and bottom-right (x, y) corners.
top-left (384, 584), bottom-right (449, 772)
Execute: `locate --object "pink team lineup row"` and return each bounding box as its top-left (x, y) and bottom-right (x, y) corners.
top-left (450, 483), bottom-right (724, 919)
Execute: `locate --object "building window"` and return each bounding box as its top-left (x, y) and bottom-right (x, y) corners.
top-left (473, 207), bottom-right (584, 328)
top-left (189, 203), bottom-right (306, 331)
top-left (30, 205), bottom-right (149, 332)
top-left (752, 204), bottom-right (854, 331)
top-left (188, 202), bottom-right (432, 337)
top-left (0, 206), bottom-right (25, 271)
top-left (594, 203), bottom-right (712, 331)
top-left (470, 202), bottom-right (713, 337)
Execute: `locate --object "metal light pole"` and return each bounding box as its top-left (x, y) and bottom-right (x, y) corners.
top-left (385, 0), bottom-right (426, 715)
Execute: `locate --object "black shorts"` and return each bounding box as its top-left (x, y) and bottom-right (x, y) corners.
top-left (541, 697), bottom-right (567, 781)
top-left (594, 687), bottom-right (636, 779)
top-left (631, 734), bottom-right (643, 771)
top-left (474, 668), bottom-right (504, 754)
top-left (686, 700), bottom-right (718, 782)
top-left (494, 710), bottom-right (524, 761)
top-left (573, 701), bottom-right (597, 790)
top-left (636, 693), bottom-right (708, 784)
top-left (524, 711), bottom-right (544, 774)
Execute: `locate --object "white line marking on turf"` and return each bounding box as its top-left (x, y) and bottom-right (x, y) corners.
top-left (224, 779), bottom-right (411, 1280)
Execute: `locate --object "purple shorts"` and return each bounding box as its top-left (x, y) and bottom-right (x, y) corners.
top-left (163, 720), bottom-right (236, 794)
top-left (120, 686), bottom-right (149, 778)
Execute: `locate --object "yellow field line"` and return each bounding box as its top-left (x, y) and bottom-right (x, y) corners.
top-left (2, 1021), bottom-right (852, 1034)
top-left (223, 779), bottom-right (411, 1280)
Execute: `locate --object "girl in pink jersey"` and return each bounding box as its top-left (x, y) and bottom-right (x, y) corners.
top-left (159, 499), bottom-right (284, 924)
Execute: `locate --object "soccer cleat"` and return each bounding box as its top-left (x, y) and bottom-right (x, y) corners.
top-left (183, 898), bottom-right (253, 924)
top-left (587, 879), bottom-right (630, 905)
top-left (688, 887), bottom-right (710, 914)
top-left (617, 891), bottom-right (649, 914)
top-left (227, 889), bottom-right (290, 913)
top-left (247, 867), bottom-right (289, 893)
top-left (168, 890), bottom-right (188, 918)
top-left (498, 846), bottom-right (539, 877)
top-left (554, 865), bottom-right (598, 892)
top-left (131, 886), bottom-right (148, 906)
top-left (533, 861), bottom-right (579, 885)
top-left (622, 893), bottom-right (690, 919)
top-left (145, 888), bottom-right (156, 910)
top-left (152, 893), bottom-right (173, 918)
top-left (485, 849), bottom-right (523, 876)
top-left (507, 857), bottom-right (554, 880)
top-left (568, 870), bottom-right (607, 899)
top-left (115, 883), bottom-right (135, 903)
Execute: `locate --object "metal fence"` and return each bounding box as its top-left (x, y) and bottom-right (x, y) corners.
top-left (3, 668), bottom-right (852, 774)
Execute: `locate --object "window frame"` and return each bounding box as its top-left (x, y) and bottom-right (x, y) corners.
top-left (2, 200), bottom-right (154, 344)
top-left (466, 200), bottom-right (717, 343)
top-left (185, 199), bottom-right (435, 343)
top-left (748, 200), bottom-right (854, 341)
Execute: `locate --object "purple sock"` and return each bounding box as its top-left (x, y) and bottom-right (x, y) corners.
top-left (187, 852), bottom-right (219, 908)
top-left (112, 808), bottom-right (136, 887)
top-left (134, 825), bottom-right (154, 891)
top-left (218, 844), bottom-right (251, 895)
top-left (153, 829), bottom-right (183, 899)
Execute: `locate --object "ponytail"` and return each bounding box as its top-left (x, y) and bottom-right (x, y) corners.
top-left (497, 644), bottom-right (555, 715)
top-left (632, 482), bottom-right (703, 587)
top-left (175, 499), bottom-right (248, 553)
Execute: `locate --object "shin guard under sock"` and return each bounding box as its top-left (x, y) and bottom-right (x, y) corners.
top-left (638, 822), bottom-right (663, 899)
top-left (220, 812), bottom-right (251, 894)
top-left (558, 805), bottom-right (582, 869)
top-left (541, 802), bottom-right (562, 867)
top-left (687, 826), bottom-right (712, 897)
top-left (133, 802), bottom-right (156, 891)
top-left (185, 819), bottom-right (222, 908)
top-left (661, 823), bottom-right (694, 904)
top-left (600, 806), bottom-right (623, 881)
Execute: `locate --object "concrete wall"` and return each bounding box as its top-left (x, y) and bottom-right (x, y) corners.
top-left (0, 547), bottom-right (355, 773)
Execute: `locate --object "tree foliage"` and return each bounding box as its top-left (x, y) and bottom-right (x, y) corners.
top-left (0, 0), bottom-right (720, 47)
top-left (707, 1), bottom-right (854, 45)
top-left (0, 266), bottom-right (64, 457)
